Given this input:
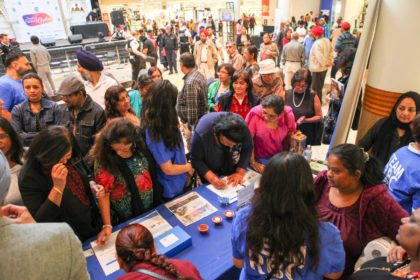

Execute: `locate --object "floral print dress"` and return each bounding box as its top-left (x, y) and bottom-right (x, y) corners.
top-left (94, 154), bottom-right (153, 224)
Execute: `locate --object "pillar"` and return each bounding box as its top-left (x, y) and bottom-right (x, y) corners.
top-left (356, 0), bottom-right (420, 142)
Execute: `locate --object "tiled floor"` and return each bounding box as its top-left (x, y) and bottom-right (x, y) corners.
top-left (51, 54), bottom-right (357, 162)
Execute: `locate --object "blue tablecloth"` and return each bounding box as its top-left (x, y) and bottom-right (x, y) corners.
top-left (83, 186), bottom-right (241, 280)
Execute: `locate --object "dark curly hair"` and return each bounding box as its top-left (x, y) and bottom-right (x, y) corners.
top-left (247, 152), bottom-right (320, 275)
top-left (92, 118), bottom-right (148, 174)
top-left (104, 85), bottom-right (135, 119)
top-left (141, 80), bottom-right (182, 151)
top-left (116, 224), bottom-right (189, 279)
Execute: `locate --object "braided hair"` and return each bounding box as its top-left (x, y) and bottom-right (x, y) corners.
top-left (116, 224), bottom-right (184, 279)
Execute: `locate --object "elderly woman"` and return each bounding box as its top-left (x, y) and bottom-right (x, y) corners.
top-left (19, 126), bottom-right (101, 241)
top-left (358, 91), bottom-right (420, 165)
top-left (259, 32), bottom-right (279, 61)
top-left (315, 144), bottom-right (408, 277)
top-left (252, 59), bottom-right (285, 100)
top-left (232, 153), bottom-right (345, 279)
top-left (105, 85), bottom-right (140, 126)
top-left (11, 73), bottom-right (62, 146)
top-left (285, 68), bottom-right (322, 146)
top-left (245, 95), bottom-right (296, 173)
top-left (116, 224), bottom-right (203, 279)
top-left (208, 63), bottom-right (235, 112)
top-left (93, 118), bottom-right (161, 245)
top-left (215, 70), bottom-right (260, 119)
top-left (384, 113), bottom-right (420, 214)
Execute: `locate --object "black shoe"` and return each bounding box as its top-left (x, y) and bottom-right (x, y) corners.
top-left (175, 69), bottom-right (178, 73)
top-left (164, 67), bottom-right (169, 71)
top-left (169, 71), bottom-right (173, 75)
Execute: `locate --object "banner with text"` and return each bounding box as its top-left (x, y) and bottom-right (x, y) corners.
top-left (5, 0), bottom-right (66, 43)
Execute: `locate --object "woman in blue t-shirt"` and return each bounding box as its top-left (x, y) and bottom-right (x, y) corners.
top-left (231, 152), bottom-right (345, 279)
top-left (142, 80), bottom-right (193, 201)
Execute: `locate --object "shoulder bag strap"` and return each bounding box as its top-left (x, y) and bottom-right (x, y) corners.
top-left (135, 268), bottom-right (172, 280)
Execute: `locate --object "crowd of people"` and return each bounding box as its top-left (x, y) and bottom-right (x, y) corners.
top-left (0, 9), bottom-right (419, 280)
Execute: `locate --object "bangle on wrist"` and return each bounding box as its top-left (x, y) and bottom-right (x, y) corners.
top-left (53, 187), bottom-right (63, 195)
top-left (102, 224), bottom-right (112, 230)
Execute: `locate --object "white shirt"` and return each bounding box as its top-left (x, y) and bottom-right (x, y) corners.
top-left (85, 73), bottom-right (118, 107)
top-left (296, 27), bottom-right (307, 43)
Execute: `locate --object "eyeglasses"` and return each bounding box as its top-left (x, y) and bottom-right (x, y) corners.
top-left (0, 133), bottom-right (10, 139)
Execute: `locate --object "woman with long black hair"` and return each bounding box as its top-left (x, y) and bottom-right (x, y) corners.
top-left (0, 117), bottom-right (24, 205)
top-left (231, 152), bottom-right (345, 279)
top-left (358, 91), bottom-right (419, 166)
top-left (142, 80), bottom-right (192, 201)
top-left (19, 126), bottom-right (101, 241)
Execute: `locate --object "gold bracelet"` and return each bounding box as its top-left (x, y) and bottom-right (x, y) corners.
top-left (102, 224), bottom-right (112, 230)
top-left (53, 187), bottom-right (63, 195)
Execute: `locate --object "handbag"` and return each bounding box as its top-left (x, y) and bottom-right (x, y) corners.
top-left (313, 119), bottom-right (324, 146)
top-left (322, 100), bottom-right (338, 144)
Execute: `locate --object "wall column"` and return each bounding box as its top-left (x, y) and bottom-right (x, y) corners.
top-left (356, 0), bottom-right (420, 141)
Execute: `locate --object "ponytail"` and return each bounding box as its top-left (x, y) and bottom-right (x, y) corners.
top-left (330, 144), bottom-right (384, 186)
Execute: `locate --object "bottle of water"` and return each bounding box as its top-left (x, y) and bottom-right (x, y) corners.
top-left (303, 145), bottom-right (312, 162)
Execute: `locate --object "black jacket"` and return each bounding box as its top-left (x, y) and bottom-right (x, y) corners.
top-left (162, 33), bottom-right (178, 51)
top-left (19, 157), bottom-right (101, 242)
top-left (62, 94), bottom-right (106, 156)
top-left (217, 91), bottom-right (260, 112)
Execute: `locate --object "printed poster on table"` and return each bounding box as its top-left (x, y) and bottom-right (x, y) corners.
top-left (165, 192), bottom-right (217, 226)
top-left (5, 0), bottom-right (67, 42)
top-left (90, 210), bottom-right (172, 276)
top-left (206, 169), bottom-right (261, 204)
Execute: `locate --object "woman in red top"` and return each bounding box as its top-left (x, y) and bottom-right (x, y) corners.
top-left (215, 70), bottom-right (260, 119)
top-left (116, 224), bottom-right (203, 280)
top-left (314, 144), bottom-right (408, 278)
top-left (282, 29), bottom-right (292, 46)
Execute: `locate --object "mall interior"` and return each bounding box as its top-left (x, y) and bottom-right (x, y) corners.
top-left (0, 0), bottom-right (420, 280)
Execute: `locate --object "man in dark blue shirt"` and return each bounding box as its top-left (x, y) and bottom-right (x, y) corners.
top-left (190, 112), bottom-right (252, 188)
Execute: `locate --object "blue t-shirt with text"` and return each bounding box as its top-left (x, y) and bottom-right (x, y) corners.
top-left (384, 144), bottom-right (420, 214)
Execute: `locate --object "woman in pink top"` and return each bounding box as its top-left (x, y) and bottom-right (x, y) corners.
top-left (245, 95), bottom-right (296, 173)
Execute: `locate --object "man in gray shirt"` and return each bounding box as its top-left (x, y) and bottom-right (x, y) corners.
top-left (29, 35), bottom-right (56, 96)
top-left (281, 32), bottom-right (305, 90)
